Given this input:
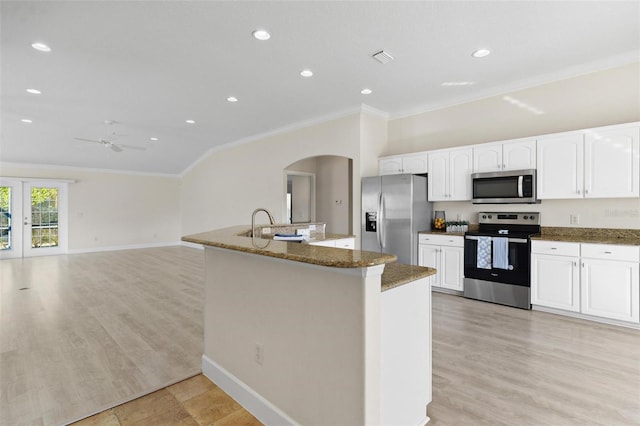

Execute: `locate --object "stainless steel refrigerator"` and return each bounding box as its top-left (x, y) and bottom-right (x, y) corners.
top-left (361, 174), bottom-right (431, 265)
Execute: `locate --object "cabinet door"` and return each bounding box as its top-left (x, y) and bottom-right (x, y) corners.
top-left (379, 157), bottom-right (404, 175)
top-left (418, 244), bottom-right (441, 287)
top-left (449, 148), bottom-right (473, 201)
top-left (537, 134), bottom-right (583, 199)
top-left (531, 254), bottom-right (580, 312)
top-left (584, 127), bottom-right (639, 198)
top-left (427, 152), bottom-right (449, 201)
top-left (402, 153), bottom-right (428, 174)
top-left (503, 139), bottom-right (536, 171)
top-left (473, 144), bottom-right (502, 173)
top-left (581, 259), bottom-right (639, 323)
top-left (440, 246), bottom-right (464, 291)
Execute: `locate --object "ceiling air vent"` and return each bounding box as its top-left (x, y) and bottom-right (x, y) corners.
top-left (372, 50), bottom-right (394, 64)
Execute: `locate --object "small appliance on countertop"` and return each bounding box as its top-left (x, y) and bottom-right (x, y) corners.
top-left (463, 212), bottom-right (541, 309)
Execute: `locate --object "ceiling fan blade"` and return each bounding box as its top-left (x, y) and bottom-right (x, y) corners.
top-left (110, 144), bottom-right (123, 153)
top-left (118, 144), bottom-right (146, 151)
top-left (74, 137), bottom-right (102, 144)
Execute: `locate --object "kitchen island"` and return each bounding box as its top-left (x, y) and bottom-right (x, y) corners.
top-left (182, 226), bottom-right (435, 425)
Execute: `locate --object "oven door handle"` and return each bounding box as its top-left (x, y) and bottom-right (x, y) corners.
top-left (464, 235), bottom-right (528, 244)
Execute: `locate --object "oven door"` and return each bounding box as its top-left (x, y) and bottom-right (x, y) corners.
top-left (464, 235), bottom-right (531, 286)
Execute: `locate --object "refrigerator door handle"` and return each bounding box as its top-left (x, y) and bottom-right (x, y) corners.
top-left (376, 193), bottom-right (382, 249)
top-left (379, 194), bottom-right (386, 249)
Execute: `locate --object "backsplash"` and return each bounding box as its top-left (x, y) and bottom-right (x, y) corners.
top-left (432, 198), bottom-right (640, 229)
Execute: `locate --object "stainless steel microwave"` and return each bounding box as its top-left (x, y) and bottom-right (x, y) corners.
top-left (471, 169), bottom-right (538, 204)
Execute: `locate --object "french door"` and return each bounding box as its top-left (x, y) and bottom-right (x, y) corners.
top-left (0, 179), bottom-right (68, 259)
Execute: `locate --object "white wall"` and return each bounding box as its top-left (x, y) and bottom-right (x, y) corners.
top-left (180, 112), bottom-right (364, 236)
top-left (0, 164), bottom-right (181, 251)
top-left (387, 63), bottom-right (640, 229)
top-left (316, 156), bottom-right (351, 234)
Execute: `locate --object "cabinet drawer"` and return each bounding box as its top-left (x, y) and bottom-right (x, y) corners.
top-left (531, 240), bottom-right (580, 257)
top-left (419, 234), bottom-right (463, 247)
top-left (581, 243), bottom-right (640, 262)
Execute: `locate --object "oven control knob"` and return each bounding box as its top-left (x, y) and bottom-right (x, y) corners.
top-left (523, 215), bottom-right (528, 220)
top-left (531, 216), bottom-right (536, 220)
top-left (488, 215), bottom-right (492, 219)
top-left (482, 215), bottom-right (487, 219)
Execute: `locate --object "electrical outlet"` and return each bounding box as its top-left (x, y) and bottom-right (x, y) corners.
top-left (254, 343), bottom-right (263, 365)
top-left (570, 214), bottom-right (580, 225)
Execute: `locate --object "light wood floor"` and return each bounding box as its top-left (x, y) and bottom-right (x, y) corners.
top-left (0, 247), bottom-right (205, 426)
top-left (2, 247), bottom-right (639, 425)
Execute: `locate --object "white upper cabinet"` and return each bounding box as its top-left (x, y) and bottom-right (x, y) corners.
top-left (473, 144), bottom-right (502, 172)
top-left (538, 124), bottom-right (639, 200)
top-left (537, 133), bottom-right (584, 199)
top-left (473, 139), bottom-right (536, 172)
top-left (379, 153), bottom-right (428, 175)
top-left (428, 148), bottom-right (472, 201)
top-left (584, 127), bottom-right (639, 198)
top-left (502, 139), bottom-right (537, 171)
top-left (379, 156), bottom-right (404, 175)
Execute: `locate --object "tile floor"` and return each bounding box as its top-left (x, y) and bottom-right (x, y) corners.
top-left (72, 374), bottom-right (262, 426)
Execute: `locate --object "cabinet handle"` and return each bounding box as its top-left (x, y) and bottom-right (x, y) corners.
top-left (582, 262), bottom-right (585, 267)
top-left (573, 261), bottom-right (577, 267)
top-left (550, 247), bottom-right (557, 250)
top-left (576, 189), bottom-right (581, 194)
top-left (604, 251), bottom-right (612, 254)
top-left (502, 164), bottom-right (506, 169)
top-left (585, 189), bottom-right (589, 195)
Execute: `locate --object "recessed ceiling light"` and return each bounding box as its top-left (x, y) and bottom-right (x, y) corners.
top-left (186, 119), bottom-right (195, 124)
top-left (31, 42), bottom-right (51, 52)
top-left (441, 81), bottom-right (476, 86)
top-left (227, 96), bottom-right (238, 102)
top-left (150, 137), bottom-right (159, 141)
top-left (26, 88), bottom-right (42, 94)
top-left (300, 69), bottom-right (313, 78)
top-left (360, 88), bottom-right (372, 95)
top-left (21, 118), bottom-right (33, 123)
top-left (472, 49), bottom-right (491, 58)
top-left (252, 29), bottom-right (271, 41)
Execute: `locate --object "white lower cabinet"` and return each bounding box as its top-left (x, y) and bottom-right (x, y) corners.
top-left (418, 234), bottom-right (464, 291)
top-left (581, 244), bottom-right (640, 323)
top-left (531, 248), bottom-right (580, 312)
top-left (531, 240), bottom-right (640, 325)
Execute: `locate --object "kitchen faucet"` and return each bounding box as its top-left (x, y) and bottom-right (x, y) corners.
top-left (252, 208), bottom-right (276, 238)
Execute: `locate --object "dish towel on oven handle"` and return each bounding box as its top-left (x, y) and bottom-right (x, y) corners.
top-left (476, 236), bottom-right (492, 269)
top-left (492, 237), bottom-right (509, 270)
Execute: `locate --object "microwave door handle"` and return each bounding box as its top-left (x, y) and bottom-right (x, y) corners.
top-left (518, 175), bottom-right (524, 198)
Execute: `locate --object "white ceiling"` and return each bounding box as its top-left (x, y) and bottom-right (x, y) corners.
top-left (2, 1), bottom-right (639, 175)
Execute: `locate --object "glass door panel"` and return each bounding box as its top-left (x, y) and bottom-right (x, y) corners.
top-left (23, 183), bottom-right (67, 257)
top-left (0, 180), bottom-right (23, 259)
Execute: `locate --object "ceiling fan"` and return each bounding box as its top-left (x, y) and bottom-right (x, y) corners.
top-left (74, 119), bottom-right (147, 153)
top-left (74, 137), bottom-right (146, 153)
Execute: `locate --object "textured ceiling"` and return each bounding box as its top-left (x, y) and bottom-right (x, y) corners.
top-left (1, 1), bottom-right (639, 174)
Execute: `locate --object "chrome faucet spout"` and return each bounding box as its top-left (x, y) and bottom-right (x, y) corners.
top-left (251, 208), bottom-right (276, 238)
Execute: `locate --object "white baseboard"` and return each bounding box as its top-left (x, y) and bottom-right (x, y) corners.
top-left (201, 354), bottom-right (298, 426)
top-left (180, 241), bottom-right (204, 250)
top-left (68, 241), bottom-right (181, 254)
top-left (532, 305), bottom-right (640, 330)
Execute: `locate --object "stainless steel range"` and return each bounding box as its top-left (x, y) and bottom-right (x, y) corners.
top-left (463, 212), bottom-right (541, 309)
